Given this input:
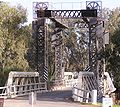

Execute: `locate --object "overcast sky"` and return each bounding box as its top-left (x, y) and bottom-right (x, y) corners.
top-left (2, 0), bottom-right (120, 23)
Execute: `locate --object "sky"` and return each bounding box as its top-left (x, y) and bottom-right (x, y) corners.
top-left (2, 0), bottom-right (120, 23)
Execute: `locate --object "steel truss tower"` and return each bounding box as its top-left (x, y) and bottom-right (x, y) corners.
top-left (53, 31), bottom-right (63, 84)
top-left (32, 1), bottom-right (104, 86)
top-left (32, 18), bottom-right (48, 81)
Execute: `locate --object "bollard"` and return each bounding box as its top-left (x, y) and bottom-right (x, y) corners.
top-left (75, 88), bottom-right (78, 101)
top-left (29, 92), bottom-right (36, 106)
top-left (86, 92), bottom-right (89, 103)
top-left (91, 90), bottom-right (97, 105)
top-left (0, 98), bottom-right (4, 107)
top-left (72, 87), bottom-right (77, 101)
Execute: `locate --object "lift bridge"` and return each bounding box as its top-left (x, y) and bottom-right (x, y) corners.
top-left (0, 1), bottom-right (116, 101)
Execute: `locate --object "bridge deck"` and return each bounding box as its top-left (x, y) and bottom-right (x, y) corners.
top-left (4, 99), bottom-right (93, 107)
top-left (4, 90), bottom-right (93, 107)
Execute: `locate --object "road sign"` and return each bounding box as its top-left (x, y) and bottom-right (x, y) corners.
top-left (102, 97), bottom-right (113, 107)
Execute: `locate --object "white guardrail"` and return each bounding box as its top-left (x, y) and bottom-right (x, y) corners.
top-left (0, 82), bottom-right (47, 98)
top-left (63, 79), bottom-right (78, 87)
top-left (0, 86), bottom-right (7, 98)
top-left (72, 86), bottom-right (90, 103)
top-left (0, 78), bottom-right (77, 98)
top-left (72, 86), bottom-right (97, 104)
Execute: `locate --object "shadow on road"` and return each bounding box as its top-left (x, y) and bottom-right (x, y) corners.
top-left (15, 90), bottom-right (73, 103)
top-left (37, 90), bottom-right (72, 102)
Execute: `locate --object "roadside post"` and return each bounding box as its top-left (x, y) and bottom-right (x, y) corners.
top-left (29, 92), bottom-right (36, 107)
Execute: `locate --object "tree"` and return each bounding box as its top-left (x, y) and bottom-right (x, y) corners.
top-left (103, 8), bottom-right (120, 89)
top-left (105, 29), bottom-right (120, 89)
top-left (0, 2), bottom-right (32, 86)
top-left (63, 26), bottom-right (89, 72)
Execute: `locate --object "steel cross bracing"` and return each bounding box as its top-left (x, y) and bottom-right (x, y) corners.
top-left (88, 21), bottom-right (98, 73)
top-left (54, 31), bottom-right (63, 85)
top-left (32, 18), bottom-right (48, 81)
top-left (36, 9), bottom-right (97, 28)
top-left (96, 22), bottom-right (104, 76)
top-left (52, 10), bottom-right (85, 18)
top-left (37, 9), bottom-right (97, 19)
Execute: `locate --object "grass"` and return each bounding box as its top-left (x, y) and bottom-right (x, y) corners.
top-left (113, 105), bottom-right (120, 107)
top-left (80, 102), bottom-right (101, 107)
top-left (80, 102), bottom-right (120, 107)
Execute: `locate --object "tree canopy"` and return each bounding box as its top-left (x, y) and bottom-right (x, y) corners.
top-left (103, 8), bottom-right (120, 89)
top-left (0, 2), bottom-right (32, 86)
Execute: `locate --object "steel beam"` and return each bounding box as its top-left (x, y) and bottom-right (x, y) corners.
top-left (36, 9), bottom-right (97, 19)
top-left (33, 18), bottom-right (48, 81)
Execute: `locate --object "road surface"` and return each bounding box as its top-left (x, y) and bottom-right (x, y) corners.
top-left (4, 89), bottom-right (95, 107)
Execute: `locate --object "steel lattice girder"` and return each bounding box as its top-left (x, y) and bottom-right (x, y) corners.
top-left (33, 1), bottom-right (103, 81)
top-left (54, 32), bottom-right (63, 82)
top-left (88, 23), bottom-right (98, 73)
top-left (32, 18), bottom-right (48, 81)
top-left (36, 9), bottom-right (97, 18)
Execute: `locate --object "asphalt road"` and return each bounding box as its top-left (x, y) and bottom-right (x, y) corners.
top-left (4, 89), bottom-right (93, 107)
top-left (37, 90), bottom-right (73, 101)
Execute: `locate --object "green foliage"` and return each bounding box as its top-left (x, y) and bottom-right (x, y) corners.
top-left (104, 8), bottom-right (120, 89)
top-left (113, 105), bottom-right (120, 107)
top-left (106, 29), bottom-right (120, 88)
top-left (0, 2), bottom-right (32, 86)
top-left (109, 8), bottom-right (120, 34)
top-left (63, 27), bottom-right (88, 72)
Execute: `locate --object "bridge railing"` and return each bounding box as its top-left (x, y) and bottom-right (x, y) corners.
top-left (72, 86), bottom-right (91, 103)
top-left (63, 79), bottom-right (78, 87)
top-left (0, 82), bottom-right (47, 98)
top-left (0, 87), bottom-right (7, 98)
top-left (72, 86), bottom-right (98, 104)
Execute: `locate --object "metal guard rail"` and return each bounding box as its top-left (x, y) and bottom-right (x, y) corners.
top-left (72, 86), bottom-right (91, 103)
top-left (0, 82), bottom-right (47, 98)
